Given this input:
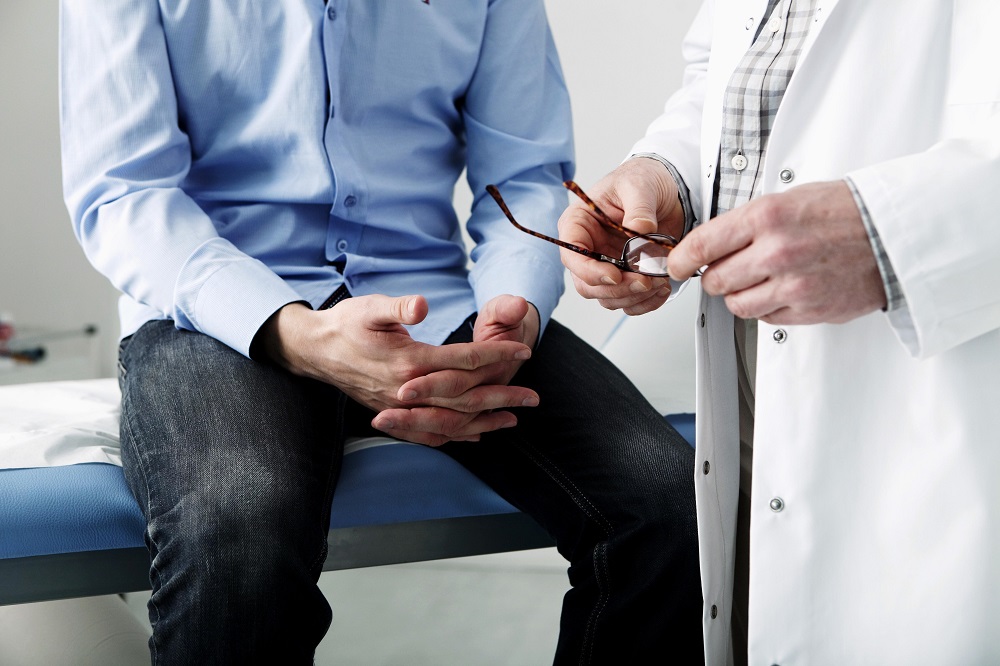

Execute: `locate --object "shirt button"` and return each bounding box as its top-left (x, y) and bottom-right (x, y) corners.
top-left (336, 239), bottom-right (349, 252)
top-left (767, 16), bottom-right (782, 33)
top-left (327, 6), bottom-right (337, 20)
top-left (770, 497), bottom-right (785, 512)
top-left (731, 153), bottom-right (748, 171)
top-left (703, 461), bottom-right (711, 475)
top-left (773, 329), bottom-right (787, 344)
top-left (344, 195), bottom-right (357, 208)
top-left (779, 168), bottom-right (795, 183)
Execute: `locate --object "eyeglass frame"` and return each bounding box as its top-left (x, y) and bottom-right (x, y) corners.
top-left (486, 181), bottom-right (678, 278)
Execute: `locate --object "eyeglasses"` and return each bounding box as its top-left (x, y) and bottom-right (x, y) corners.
top-left (486, 181), bottom-right (678, 278)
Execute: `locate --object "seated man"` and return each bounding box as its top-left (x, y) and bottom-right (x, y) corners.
top-left (59, 1), bottom-right (702, 663)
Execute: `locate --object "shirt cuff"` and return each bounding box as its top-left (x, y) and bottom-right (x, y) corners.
top-left (844, 177), bottom-right (906, 312)
top-left (628, 152), bottom-right (698, 238)
top-left (191, 258), bottom-right (306, 358)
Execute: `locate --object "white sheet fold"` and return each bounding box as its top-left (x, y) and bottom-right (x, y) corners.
top-left (0, 379), bottom-right (122, 469)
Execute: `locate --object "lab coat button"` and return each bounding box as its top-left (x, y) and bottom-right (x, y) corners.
top-left (770, 497), bottom-right (785, 512)
top-left (703, 461), bottom-right (711, 475)
top-left (779, 168), bottom-right (795, 183)
top-left (773, 329), bottom-right (787, 343)
top-left (746, 17), bottom-right (755, 30)
top-left (700, 313), bottom-right (706, 328)
top-left (710, 605), bottom-right (718, 619)
top-left (327, 6), bottom-right (337, 20)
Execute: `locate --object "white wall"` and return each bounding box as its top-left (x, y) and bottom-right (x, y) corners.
top-left (0, 2), bottom-right (121, 379)
top-left (0, 1), bottom-right (700, 384)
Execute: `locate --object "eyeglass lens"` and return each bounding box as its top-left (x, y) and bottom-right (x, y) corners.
top-left (622, 236), bottom-right (672, 277)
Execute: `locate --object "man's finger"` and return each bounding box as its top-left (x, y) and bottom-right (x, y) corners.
top-left (373, 407), bottom-right (519, 446)
top-left (399, 374), bottom-right (540, 411)
top-left (558, 204), bottom-right (626, 288)
top-left (698, 242), bottom-right (771, 298)
top-left (410, 340), bottom-right (531, 375)
top-left (667, 212), bottom-right (754, 281)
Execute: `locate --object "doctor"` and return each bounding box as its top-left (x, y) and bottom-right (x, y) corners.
top-left (558, 0), bottom-right (1000, 664)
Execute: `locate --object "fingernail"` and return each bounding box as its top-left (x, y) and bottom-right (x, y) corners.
top-left (515, 349), bottom-right (531, 360)
top-left (400, 389), bottom-right (417, 401)
top-left (374, 419), bottom-right (393, 430)
top-left (521, 396), bottom-right (539, 407)
top-left (630, 281), bottom-right (650, 293)
top-left (501, 419), bottom-right (518, 429)
top-left (601, 276), bottom-right (618, 286)
top-left (658, 288), bottom-right (671, 297)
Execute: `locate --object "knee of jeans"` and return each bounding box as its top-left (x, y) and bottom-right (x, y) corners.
top-left (153, 477), bottom-right (325, 573)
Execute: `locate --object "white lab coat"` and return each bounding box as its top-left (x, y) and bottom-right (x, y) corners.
top-left (631, 1), bottom-right (1000, 664)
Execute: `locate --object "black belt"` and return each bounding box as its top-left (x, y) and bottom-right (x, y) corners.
top-left (320, 284), bottom-right (351, 310)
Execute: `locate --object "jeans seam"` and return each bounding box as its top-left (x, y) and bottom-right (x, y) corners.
top-left (516, 442), bottom-right (612, 666)
top-left (307, 391), bottom-right (348, 575)
top-left (119, 384), bottom-right (163, 665)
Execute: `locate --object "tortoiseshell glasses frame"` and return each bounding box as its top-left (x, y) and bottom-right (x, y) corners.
top-left (486, 181), bottom-right (678, 278)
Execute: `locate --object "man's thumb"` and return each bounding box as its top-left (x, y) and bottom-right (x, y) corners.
top-left (622, 202), bottom-right (660, 237)
top-left (372, 295), bottom-right (428, 327)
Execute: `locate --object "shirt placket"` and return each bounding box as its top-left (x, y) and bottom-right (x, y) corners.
top-left (322, 0), bottom-right (366, 264)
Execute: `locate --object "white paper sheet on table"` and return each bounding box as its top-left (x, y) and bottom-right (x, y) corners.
top-left (0, 378), bottom-right (122, 469)
top-left (0, 378), bottom-right (405, 470)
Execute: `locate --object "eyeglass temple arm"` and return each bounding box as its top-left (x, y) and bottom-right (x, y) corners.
top-left (485, 185), bottom-right (629, 269)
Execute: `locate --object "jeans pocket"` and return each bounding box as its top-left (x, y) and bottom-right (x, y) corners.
top-left (117, 336), bottom-right (133, 387)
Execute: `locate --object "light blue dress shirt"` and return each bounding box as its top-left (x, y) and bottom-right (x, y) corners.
top-left (60, 0), bottom-right (574, 357)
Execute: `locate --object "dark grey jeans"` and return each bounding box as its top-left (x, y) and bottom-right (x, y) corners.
top-left (118, 317), bottom-right (702, 665)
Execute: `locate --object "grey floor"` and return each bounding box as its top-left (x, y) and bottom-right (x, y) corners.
top-left (312, 548), bottom-right (566, 665)
top-left (0, 548), bottom-right (568, 665)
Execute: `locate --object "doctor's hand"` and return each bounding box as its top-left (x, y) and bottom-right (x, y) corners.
top-left (258, 296), bottom-right (535, 446)
top-left (557, 158), bottom-right (685, 316)
top-left (667, 180), bottom-right (887, 325)
top-left (375, 295), bottom-right (541, 445)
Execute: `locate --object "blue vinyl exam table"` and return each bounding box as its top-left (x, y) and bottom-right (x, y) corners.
top-left (0, 379), bottom-right (694, 607)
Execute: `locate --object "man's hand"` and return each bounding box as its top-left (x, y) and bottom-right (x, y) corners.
top-left (667, 180), bottom-right (887, 324)
top-left (374, 295), bottom-right (541, 445)
top-left (557, 158), bottom-right (684, 315)
top-left (258, 294), bottom-right (537, 445)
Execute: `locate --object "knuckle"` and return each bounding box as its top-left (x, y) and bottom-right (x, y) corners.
top-left (701, 272), bottom-right (722, 296)
top-left (459, 394), bottom-right (484, 413)
top-left (598, 299), bottom-right (619, 311)
top-left (785, 275), bottom-right (813, 304)
top-left (765, 242), bottom-right (797, 272)
top-left (685, 232), bottom-right (711, 265)
top-left (394, 360), bottom-right (420, 382)
top-left (445, 375), bottom-right (467, 398)
top-left (754, 196), bottom-right (783, 226)
top-left (725, 294), bottom-right (752, 319)
top-left (465, 348), bottom-right (482, 369)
